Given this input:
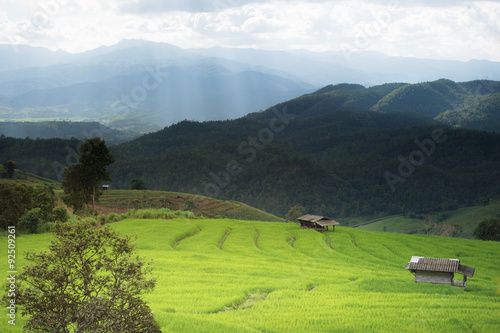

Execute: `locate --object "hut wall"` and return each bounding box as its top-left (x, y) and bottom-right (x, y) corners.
top-left (414, 271), bottom-right (453, 284)
top-left (300, 222), bottom-right (315, 229)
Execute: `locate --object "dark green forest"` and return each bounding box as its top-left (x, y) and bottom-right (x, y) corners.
top-left (1, 79), bottom-right (500, 218)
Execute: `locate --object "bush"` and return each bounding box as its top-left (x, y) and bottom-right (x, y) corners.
top-left (126, 208), bottom-right (196, 220)
top-left (36, 222), bottom-right (55, 234)
top-left (106, 213), bottom-right (122, 223)
top-left (80, 217), bottom-right (98, 226)
top-left (20, 208), bottom-right (42, 234)
top-left (52, 207), bottom-right (69, 223)
top-left (183, 199), bottom-right (199, 211)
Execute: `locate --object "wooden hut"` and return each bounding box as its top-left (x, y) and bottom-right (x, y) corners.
top-left (297, 215), bottom-right (339, 232)
top-left (404, 256), bottom-right (475, 291)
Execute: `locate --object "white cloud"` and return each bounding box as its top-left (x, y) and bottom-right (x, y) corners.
top-left (0, 0), bottom-right (499, 61)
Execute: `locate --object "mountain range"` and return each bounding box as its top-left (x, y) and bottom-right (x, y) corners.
top-left (1, 39), bottom-right (500, 132)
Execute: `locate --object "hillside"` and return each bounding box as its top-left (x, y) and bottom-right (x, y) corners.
top-left (356, 199), bottom-right (500, 238)
top-left (0, 168), bottom-right (61, 190)
top-left (2, 112), bottom-right (500, 219)
top-left (2, 218), bottom-right (499, 332)
top-left (103, 110), bottom-right (500, 218)
top-left (96, 190), bottom-right (284, 222)
top-left (247, 79), bottom-right (500, 132)
top-left (0, 166), bottom-right (283, 222)
top-left (437, 92), bottom-right (500, 132)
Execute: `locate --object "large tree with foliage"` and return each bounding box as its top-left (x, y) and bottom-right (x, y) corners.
top-left (5, 160), bottom-right (16, 178)
top-left (15, 220), bottom-right (161, 333)
top-left (62, 138), bottom-right (115, 214)
top-left (0, 182), bottom-right (54, 230)
top-left (473, 217), bottom-right (500, 241)
top-left (286, 204), bottom-right (306, 222)
top-left (130, 178), bottom-right (148, 190)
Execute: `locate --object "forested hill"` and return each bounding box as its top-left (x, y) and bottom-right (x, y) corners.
top-left (248, 79), bottom-right (500, 132)
top-left (1, 79), bottom-right (500, 219)
top-left (104, 112), bottom-right (500, 218)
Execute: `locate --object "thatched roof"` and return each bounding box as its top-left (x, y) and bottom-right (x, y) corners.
top-left (405, 256), bottom-right (475, 277)
top-left (297, 214), bottom-right (339, 227)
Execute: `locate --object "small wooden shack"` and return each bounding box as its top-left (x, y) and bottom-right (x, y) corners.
top-left (297, 214), bottom-right (339, 232)
top-left (404, 256), bottom-right (475, 291)
top-left (101, 185), bottom-right (110, 191)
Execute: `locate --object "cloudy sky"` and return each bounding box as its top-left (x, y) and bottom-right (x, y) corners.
top-left (1, 0), bottom-right (499, 61)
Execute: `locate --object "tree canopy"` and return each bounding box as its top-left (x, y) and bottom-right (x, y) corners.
top-left (5, 160), bottom-right (15, 178)
top-left (130, 178), bottom-right (148, 190)
top-left (16, 220), bottom-right (161, 332)
top-left (62, 138), bottom-right (115, 214)
top-left (473, 217), bottom-right (500, 241)
top-left (0, 182), bottom-right (54, 230)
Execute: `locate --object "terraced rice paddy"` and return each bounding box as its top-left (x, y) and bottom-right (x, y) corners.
top-left (2, 218), bottom-right (499, 332)
top-left (97, 190), bottom-right (284, 221)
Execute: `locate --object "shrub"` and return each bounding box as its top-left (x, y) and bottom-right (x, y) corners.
top-left (106, 213), bottom-right (122, 223)
top-left (52, 207), bottom-right (69, 223)
top-left (20, 208), bottom-right (42, 234)
top-left (36, 222), bottom-right (55, 234)
top-left (183, 199), bottom-right (199, 211)
top-left (126, 208), bottom-right (196, 220)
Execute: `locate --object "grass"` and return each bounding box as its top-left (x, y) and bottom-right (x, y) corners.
top-left (356, 216), bottom-right (428, 234)
top-left (440, 200), bottom-right (500, 235)
top-left (356, 199), bottom-right (500, 238)
top-left (1, 218), bottom-right (499, 332)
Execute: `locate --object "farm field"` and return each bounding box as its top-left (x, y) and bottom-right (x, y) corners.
top-left (357, 199), bottom-right (500, 238)
top-left (1, 218), bottom-right (499, 332)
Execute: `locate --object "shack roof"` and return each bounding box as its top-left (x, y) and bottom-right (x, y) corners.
top-left (405, 257), bottom-right (475, 277)
top-left (297, 214), bottom-right (339, 227)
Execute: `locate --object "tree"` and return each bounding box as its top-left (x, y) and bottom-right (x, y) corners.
top-left (62, 138), bottom-right (115, 215)
top-left (5, 160), bottom-right (16, 178)
top-left (0, 182), bottom-right (54, 230)
top-left (285, 204), bottom-right (306, 222)
top-left (15, 220), bottom-right (161, 333)
top-left (130, 178), bottom-right (147, 190)
top-left (62, 164), bottom-right (92, 213)
top-left (473, 217), bottom-right (500, 241)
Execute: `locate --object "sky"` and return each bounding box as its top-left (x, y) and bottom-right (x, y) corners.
top-left (1, 0), bottom-right (499, 61)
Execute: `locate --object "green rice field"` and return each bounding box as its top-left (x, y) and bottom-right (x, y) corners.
top-left (1, 218), bottom-right (499, 332)
top-left (357, 199), bottom-right (500, 238)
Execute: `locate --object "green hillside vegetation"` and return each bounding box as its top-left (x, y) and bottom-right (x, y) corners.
top-left (98, 190), bottom-right (284, 221)
top-left (1, 169), bottom-right (61, 190)
top-left (249, 79), bottom-right (500, 131)
top-left (356, 200), bottom-right (500, 238)
top-left (370, 79), bottom-right (464, 117)
top-left (2, 218), bottom-right (499, 332)
top-left (437, 92), bottom-right (500, 132)
top-left (2, 115), bottom-right (500, 220)
top-left (108, 120), bottom-right (500, 218)
top-left (0, 167), bottom-right (284, 223)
